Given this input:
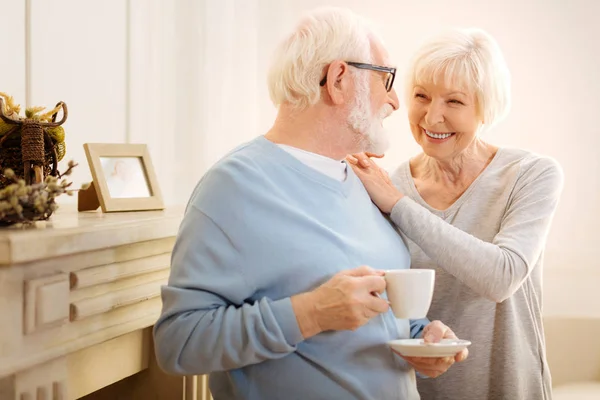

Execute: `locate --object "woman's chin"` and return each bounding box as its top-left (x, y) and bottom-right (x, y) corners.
top-left (420, 144), bottom-right (452, 161)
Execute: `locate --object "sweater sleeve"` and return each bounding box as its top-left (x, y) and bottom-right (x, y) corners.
top-left (390, 157), bottom-right (564, 303)
top-left (410, 318), bottom-right (429, 338)
top-left (153, 205), bottom-right (304, 376)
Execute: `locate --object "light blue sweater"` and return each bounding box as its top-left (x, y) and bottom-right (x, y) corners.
top-left (154, 136), bottom-right (427, 400)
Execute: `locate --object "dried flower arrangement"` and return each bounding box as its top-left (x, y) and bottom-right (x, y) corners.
top-left (0, 93), bottom-right (79, 226)
top-left (0, 162), bottom-right (82, 226)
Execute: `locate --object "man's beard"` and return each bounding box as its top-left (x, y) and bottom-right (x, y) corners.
top-left (348, 74), bottom-right (393, 154)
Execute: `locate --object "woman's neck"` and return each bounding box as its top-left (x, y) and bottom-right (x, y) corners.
top-left (413, 139), bottom-right (498, 188)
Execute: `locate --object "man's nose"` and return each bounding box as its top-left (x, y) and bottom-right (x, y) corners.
top-left (388, 88), bottom-right (399, 111)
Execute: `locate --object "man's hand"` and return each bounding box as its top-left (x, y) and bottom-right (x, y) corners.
top-left (291, 265), bottom-right (389, 339)
top-left (397, 320), bottom-right (468, 378)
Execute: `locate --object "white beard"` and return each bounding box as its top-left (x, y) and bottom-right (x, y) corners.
top-left (361, 104), bottom-right (393, 154)
top-left (348, 74), bottom-right (392, 154)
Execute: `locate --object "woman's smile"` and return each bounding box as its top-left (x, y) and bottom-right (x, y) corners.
top-left (423, 128), bottom-right (456, 143)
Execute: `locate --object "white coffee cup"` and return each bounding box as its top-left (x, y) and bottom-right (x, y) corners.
top-left (384, 269), bottom-right (435, 319)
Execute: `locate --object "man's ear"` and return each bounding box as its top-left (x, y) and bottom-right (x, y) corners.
top-left (324, 61), bottom-right (351, 105)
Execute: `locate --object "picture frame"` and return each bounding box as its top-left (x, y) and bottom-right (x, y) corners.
top-left (80, 143), bottom-right (164, 212)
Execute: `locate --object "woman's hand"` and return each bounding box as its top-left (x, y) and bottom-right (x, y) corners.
top-left (346, 152), bottom-right (404, 214)
top-left (398, 320), bottom-right (469, 378)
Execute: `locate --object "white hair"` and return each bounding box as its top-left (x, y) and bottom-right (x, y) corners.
top-left (405, 28), bottom-right (512, 131)
top-left (267, 7), bottom-right (376, 109)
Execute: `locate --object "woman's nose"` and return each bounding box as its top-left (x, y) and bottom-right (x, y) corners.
top-left (424, 103), bottom-right (445, 126)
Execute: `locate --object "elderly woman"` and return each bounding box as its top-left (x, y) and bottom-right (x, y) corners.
top-left (347, 28), bottom-right (563, 400)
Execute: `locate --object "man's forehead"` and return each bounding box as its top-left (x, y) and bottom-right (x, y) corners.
top-left (370, 38), bottom-right (394, 66)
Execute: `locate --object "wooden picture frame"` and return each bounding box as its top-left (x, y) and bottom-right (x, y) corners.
top-left (81, 143), bottom-right (164, 212)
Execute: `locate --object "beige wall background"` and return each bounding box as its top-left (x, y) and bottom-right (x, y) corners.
top-left (1, 0), bottom-right (598, 317)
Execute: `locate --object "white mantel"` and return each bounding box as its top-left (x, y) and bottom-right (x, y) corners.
top-left (0, 206), bottom-right (184, 266)
top-left (0, 206), bottom-right (212, 400)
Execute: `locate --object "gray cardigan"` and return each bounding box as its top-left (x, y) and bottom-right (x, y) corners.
top-left (390, 147), bottom-right (564, 400)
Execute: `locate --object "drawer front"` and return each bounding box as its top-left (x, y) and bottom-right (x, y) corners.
top-left (0, 237), bottom-right (175, 378)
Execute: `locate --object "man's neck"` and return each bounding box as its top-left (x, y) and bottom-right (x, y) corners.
top-left (264, 104), bottom-right (361, 161)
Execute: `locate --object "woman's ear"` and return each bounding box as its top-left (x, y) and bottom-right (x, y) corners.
top-left (476, 121), bottom-right (487, 135)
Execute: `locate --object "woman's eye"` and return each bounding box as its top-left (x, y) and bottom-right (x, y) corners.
top-left (449, 99), bottom-right (464, 105)
top-left (415, 93), bottom-right (427, 99)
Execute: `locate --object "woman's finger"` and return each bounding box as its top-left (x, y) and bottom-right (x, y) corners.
top-left (401, 356), bottom-right (439, 366)
top-left (455, 348), bottom-right (469, 362)
top-left (345, 155), bottom-right (358, 164)
top-left (348, 162), bottom-right (363, 175)
top-left (358, 156), bottom-right (371, 168)
top-left (365, 152), bottom-right (385, 159)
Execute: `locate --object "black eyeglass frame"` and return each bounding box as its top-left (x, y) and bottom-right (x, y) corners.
top-left (319, 61), bottom-right (397, 92)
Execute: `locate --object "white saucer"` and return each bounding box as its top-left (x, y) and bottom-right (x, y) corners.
top-left (387, 338), bottom-right (471, 358)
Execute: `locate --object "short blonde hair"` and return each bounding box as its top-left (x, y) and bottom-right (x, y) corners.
top-left (405, 28), bottom-right (511, 131)
top-left (267, 7), bottom-right (376, 109)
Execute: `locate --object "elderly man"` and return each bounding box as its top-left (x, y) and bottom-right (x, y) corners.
top-left (154, 7), bottom-right (464, 400)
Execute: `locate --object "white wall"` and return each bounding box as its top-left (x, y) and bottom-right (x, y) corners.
top-left (0, 1), bottom-right (26, 105)
top-left (28, 0), bottom-right (128, 189)
top-left (1, 0), bottom-right (598, 317)
top-left (127, 0), bottom-right (260, 203)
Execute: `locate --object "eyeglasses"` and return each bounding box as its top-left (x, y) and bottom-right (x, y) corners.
top-left (319, 61), bottom-right (397, 92)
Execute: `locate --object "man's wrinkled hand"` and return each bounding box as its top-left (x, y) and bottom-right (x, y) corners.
top-left (291, 265), bottom-right (390, 339)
